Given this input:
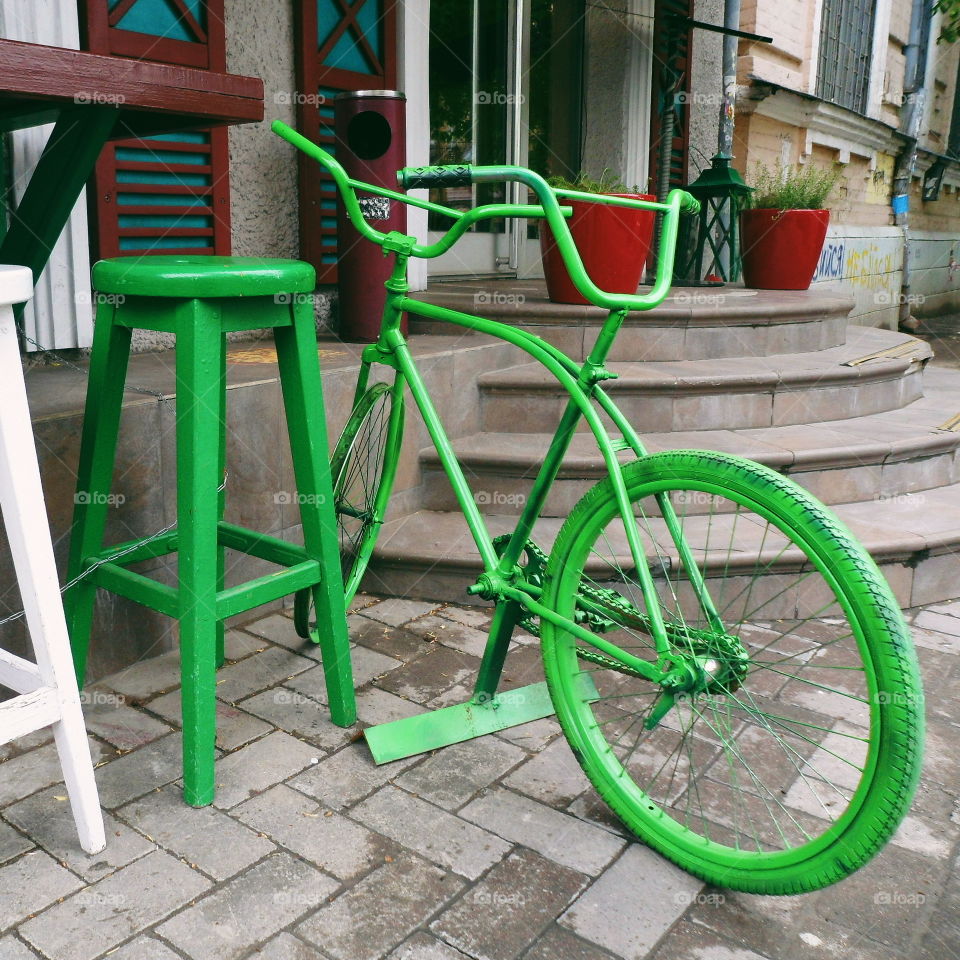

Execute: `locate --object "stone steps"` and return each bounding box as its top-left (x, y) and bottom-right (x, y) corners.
top-left (478, 326), bottom-right (931, 433)
top-left (365, 481), bottom-right (960, 611)
top-left (363, 284), bottom-right (959, 609)
top-left (411, 282), bottom-right (853, 361)
top-left (420, 377), bottom-right (960, 516)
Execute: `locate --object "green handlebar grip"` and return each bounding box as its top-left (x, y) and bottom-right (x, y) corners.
top-left (399, 165), bottom-right (474, 189)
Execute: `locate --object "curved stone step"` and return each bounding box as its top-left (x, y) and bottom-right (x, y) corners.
top-left (479, 327), bottom-right (931, 433)
top-left (410, 281), bottom-right (855, 361)
top-left (366, 481), bottom-right (960, 610)
top-left (421, 382), bottom-right (960, 515)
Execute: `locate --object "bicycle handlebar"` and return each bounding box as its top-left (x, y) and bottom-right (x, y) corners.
top-left (273, 120), bottom-right (700, 312)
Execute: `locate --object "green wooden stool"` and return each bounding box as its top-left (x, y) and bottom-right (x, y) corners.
top-left (65, 256), bottom-right (355, 806)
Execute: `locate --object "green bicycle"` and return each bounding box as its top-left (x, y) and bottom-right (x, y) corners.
top-left (274, 120), bottom-right (923, 895)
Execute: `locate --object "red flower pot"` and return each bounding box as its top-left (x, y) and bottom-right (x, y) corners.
top-left (740, 208), bottom-right (830, 290)
top-left (540, 194), bottom-right (656, 305)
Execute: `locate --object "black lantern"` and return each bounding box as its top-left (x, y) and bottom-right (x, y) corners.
top-left (677, 155), bottom-right (753, 284)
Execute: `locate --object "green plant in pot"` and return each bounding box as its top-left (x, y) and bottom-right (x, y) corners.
top-left (540, 170), bottom-right (656, 305)
top-left (740, 162), bottom-right (841, 290)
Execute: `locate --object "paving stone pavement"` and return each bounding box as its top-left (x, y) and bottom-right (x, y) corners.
top-left (0, 594), bottom-right (957, 960)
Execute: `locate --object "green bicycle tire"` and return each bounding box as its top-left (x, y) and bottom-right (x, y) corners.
top-left (541, 450), bottom-right (923, 894)
top-left (295, 380), bottom-right (403, 638)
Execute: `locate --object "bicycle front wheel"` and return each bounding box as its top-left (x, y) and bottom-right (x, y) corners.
top-left (295, 380), bottom-right (404, 637)
top-left (541, 450), bottom-right (923, 894)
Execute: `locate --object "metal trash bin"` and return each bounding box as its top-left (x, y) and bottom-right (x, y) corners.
top-left (334, 89), bottom-right (407, 341)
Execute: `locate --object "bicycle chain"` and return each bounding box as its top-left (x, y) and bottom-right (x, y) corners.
top-left (491, 534), bottom-right (650, 652)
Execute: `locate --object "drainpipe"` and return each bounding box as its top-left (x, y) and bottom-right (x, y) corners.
top-left (893, 0), bottom-right (932, 330)
top-left (717, 0), bottom-right (740, 159)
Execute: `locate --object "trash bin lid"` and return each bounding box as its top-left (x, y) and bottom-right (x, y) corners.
top-left (334, 89), bottom-right (405, 100)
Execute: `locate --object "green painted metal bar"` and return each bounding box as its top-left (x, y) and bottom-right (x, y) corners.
top-left (88, 562), bottom-right (179, 618)
top-left (497, 584), bottom-right (666, 681)
top-left (112, 297), bottom-right (295, 333)
top-left (398, 296), bottom-right (671, 654)
top-left (366, 676), bottom-right (601, 764)
top-left (552, 186), bottom-right (671, 211)
top-left (591, 386), bottom-right (723, 631)
top-left (472, 598), bottom-right (524, 704)
top-left (216, 521), bottom-right (312, 567)
top-left (215, 334), bottom-right (227, 670)
top-left (215, 559), bottom-right (321, 621)
top-left (384, 333), bottom-right (499, 573)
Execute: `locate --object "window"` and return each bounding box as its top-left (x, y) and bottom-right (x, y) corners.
top-left (815, 0), bottom-right (876, 115)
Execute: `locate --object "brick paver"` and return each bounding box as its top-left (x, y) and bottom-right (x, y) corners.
top-left (0, 937), bottom-right (41, 960)
top-left (119, 784), bottom-right (275, 881)
top-left (353, 785), bottom-right (511, 880)
top-left (0, 822), bottom-right (32, 866)
top-left (211, 730), bottom-right (318, 809)
top-left (430, 848), bottom-right (587, 959)
top-left (5, 786), bottom-right (154, 882)
top-left (233, 783), bottom-right (394, 880)
top-left (560, 846), bottom-right (704, 958)
top-left (0, 849), bottom-right (83, 932)
top-left (297, 854), bottom-right (464, 960)
top-left (0, 596), bottom-right (956, 960)
top-left (19, 850), bottom-right (210, 960)
top-left (157, 853), bottom-right (338, 960)
top-left (461, 786), bottom-right (625, 876)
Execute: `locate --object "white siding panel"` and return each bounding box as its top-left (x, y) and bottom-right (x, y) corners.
top-left (1, 0), bottom-right (94, 350)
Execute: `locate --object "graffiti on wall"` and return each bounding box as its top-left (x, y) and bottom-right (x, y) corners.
top-left (812, 240), bottom-right (845, 281)
top-left (811, 238), bottom-right (899, 293)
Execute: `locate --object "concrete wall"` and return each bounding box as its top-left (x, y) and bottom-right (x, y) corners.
top-left (581, 0), bottom-right (631, 181)
top-left (223, 0), bottom-right (337, 331)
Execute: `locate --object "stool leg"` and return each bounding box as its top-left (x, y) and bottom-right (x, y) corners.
top-left (0, 303), bottom-right (106, 855)
top-left (65, 304), bottom-right (133, 686)
top-left (176, 302), bottom-right (224, 806)
top-left (275, 302), bottom-right (355, 727)
top-left (215, 333), bottom-right (227, 670)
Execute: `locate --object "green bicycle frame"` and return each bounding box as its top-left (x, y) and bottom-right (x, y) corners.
top-left (272, 119), bottom-right (716, 696)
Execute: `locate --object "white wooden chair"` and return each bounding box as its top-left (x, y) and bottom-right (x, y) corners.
top-left (0, 265), bottom-right (105, 855)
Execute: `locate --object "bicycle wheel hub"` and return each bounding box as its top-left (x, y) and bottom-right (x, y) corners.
top-left (667, 630), bottom-right (750, 696)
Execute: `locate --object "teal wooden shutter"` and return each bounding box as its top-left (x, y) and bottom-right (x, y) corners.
top-left (83, 0), bottom-right (232, 258)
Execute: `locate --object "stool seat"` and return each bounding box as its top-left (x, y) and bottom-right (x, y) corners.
top-left (92, 256), bottom-right (317, 298)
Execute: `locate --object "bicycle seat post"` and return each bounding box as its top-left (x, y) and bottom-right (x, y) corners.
top-left (376, 232), bottom-right (415, 349)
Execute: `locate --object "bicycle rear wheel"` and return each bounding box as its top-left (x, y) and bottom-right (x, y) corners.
top-left (541, 450), bottom-right (923, 894)
top-left (295, 380), bottom-right (403, 637)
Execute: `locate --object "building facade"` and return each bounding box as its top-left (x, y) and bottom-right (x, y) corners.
top-left (4, 0), bottom-right (958, 344)
top-left (735, 0), bottom-right (960, 327)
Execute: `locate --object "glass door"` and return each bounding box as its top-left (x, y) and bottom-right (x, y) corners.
top-left (427, 0), bottom-right (585, 278)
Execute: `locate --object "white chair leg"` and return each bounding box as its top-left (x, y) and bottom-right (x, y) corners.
top-left (0, 268), bottom-right (105, 855)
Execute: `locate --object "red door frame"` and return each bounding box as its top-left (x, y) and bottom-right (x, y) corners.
top-left (294, 0), bottom-right (398, 282)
